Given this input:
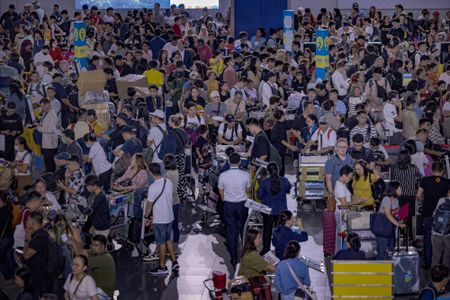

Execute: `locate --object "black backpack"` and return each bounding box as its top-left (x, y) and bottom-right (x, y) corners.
top-left (43, 234), bottom-right (66, 279)
top-left (370, 175), bottom-right (386, 203)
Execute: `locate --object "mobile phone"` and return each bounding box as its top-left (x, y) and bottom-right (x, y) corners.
top-left (61, 233), bottom-right (69, 243)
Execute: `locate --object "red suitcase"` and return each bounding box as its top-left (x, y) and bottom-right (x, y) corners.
top-left (323, 209), bottom-right (336, 256)
top-left (249, 276), bottom-right (272, 300)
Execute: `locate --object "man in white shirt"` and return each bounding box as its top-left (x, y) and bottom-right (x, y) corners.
top-left (218, 114), bottom-right (243, 145)
top-left (37, 98), bottom-right (58, 173)
top-left (147, 110), bottom-right (166, 165)
top-left (337, 22), bottom-right (355, 43)
top-left (414, 42), bottom-right (429, 67)
top-left (383, 91), bottom-right (403, 139)
top-left (261, 71), bottom-right (278, 107)
top-left (332, 61), bottom-right (349, 98)
top-left (144, 163), bottom-right (178, 275)
top-left (439, 64), bottom-right (450, 86)
top-left (218, 153), bottom-right (250, 266)
top-left (162, 37), bottom-right (179, 59)
top-left (46, 86), bottom-right (61, 125)
top-left (32, 1), bottom-right (45, 23)
top-left (302, 116), bottom-right (337, 155)
top-left (33, 46), bottom-right (54, 77)
top-left (102, 7), bottom-right (114, 24)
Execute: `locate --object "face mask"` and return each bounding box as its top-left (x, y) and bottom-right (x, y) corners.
top-left (71, 79), bottom-right (77, 84)
top-left (14, 145), bottom-right (19, 151)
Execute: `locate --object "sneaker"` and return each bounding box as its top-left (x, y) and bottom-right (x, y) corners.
top-left (172, 261), bottom-right (180, 272)
top-left (143, 252), bottom-right (160, 262)
top-left (148, 266), bottom-right (169, 275)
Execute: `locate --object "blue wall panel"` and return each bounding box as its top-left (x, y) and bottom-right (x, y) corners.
top-left (234, 0), bottom-right (287, 38)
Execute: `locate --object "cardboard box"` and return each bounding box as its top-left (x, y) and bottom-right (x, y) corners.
top-left (77, 70), bottom-right (106, 96)
top-left (116, 74), bottom-right (148, 99)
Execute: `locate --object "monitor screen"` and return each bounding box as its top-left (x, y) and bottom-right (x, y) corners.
top-left (75, 0), bottom-right (219, 9)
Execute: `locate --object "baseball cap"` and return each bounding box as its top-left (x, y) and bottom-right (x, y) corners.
top-left (225, 114), bottom-right (235, 122)
top-left (210, 91), bottom-right (220, 98)
top-left (267, 71), bottom-right (277, 78)
top-left (68, 155), bottom-right (81, 164)
top-left (121, 126), bottom-right (136, 134)
top-left (55, 152), bottom-right (71, 160)
top-left (115, 112), bottom-right (129, 121)
top-left (150, 110), bottom-right (165, 120)
top-left (319, 116), bottom-right (327, 124)
top-left (189, 71), bottom-right (199, 79)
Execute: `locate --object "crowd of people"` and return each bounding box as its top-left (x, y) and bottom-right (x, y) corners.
top-left (0, 1), bottom-right (449, 299)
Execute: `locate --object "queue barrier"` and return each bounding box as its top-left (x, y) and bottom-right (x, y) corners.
top-left (332, 260), bottom-right (393, 299)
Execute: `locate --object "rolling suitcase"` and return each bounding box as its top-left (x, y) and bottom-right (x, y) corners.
top-left (249, 276), bottom-right (272, 300)
top-left (388, 227), bottom-right (419, 295)
top-left (323, 209), bottom-right (336, 256)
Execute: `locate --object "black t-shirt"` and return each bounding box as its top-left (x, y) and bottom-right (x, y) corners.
top-left (0, 205), bottom-right (13, 238)
top-left (173, 128), bottom-right (188, 154)
top-left (91, 192), bottom-right (111, 231)
top-left (419, 176), bottom-right (450, 218)
top-left (105, 79), bottom-right (118, 94)
top-left (348, 147), bottom-right (374, 163)
top-left (25, 228), bottom-right (51, 294)
top-left (250, 131), bottom-right (269, 162)
top-left (333, 249), bottom-right (366, 260)
top-left (195, 136), bottom-right (212, 162)
top-left (65, 83), bottom-right (79, 108)
top-left (0, 112), bottom-right (22, 140)
top-left (271, 121), bottom-right (288, 156)
top-left (109, 125), bottom-right (125, 149)
top-left (291, 114), bottom-right (307, 131)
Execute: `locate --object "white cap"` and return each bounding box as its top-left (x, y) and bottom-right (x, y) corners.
top-left (150, 110), bottom-right (165, 120)
top-left (210, 91), bottom-right (220, 98)
top-left (297, 7), bottom-right (305, 13)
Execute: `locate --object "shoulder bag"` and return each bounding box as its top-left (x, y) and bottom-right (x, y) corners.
top-left (286, 261), bottom-right (318, 300)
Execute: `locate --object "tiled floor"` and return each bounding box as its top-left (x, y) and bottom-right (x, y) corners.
top-left (112, 173), bottom-right (331, 300)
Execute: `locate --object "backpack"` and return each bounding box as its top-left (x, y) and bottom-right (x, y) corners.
top-left (156, 125), bottom-right (178, 160)
top-left (222, 123), bottom-right (239, 142)
top-left (370, 175), bottom-right (386, 203)
top-left (260, 132), bottom-right (282, 169)
top-left (369, 78), bottom-right (388, 101)
top-left (418, 286), bottom-right (436, 300)
top-left (432, 198), bottom-right (450, 235)
top-left (40, 232), bottom-right (65, 279)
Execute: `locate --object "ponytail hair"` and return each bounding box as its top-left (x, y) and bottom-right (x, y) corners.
top-left (278, 210), bottom-right (293, 227)
top-left (268, 162), bottom-right (280, 194)
top-left (284, 240), bottom-right (301, 259)
top-left (347, 232), bottom-right (361, 252)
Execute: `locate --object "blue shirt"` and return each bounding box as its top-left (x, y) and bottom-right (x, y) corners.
top-left (274, 258), bottom-right (311, 295)
top-left (335, 100), bottom-right (347, 115)
top-left (121, 138), bottom-right (143, 156)
top-left (272, 226), bottom-right (308, 260)
top-left (149, 36), bottom-right (166, 60)
top-left (257, 176), bottom-right (291, 215)
top-left (325, 154), bottom-right (353, 188)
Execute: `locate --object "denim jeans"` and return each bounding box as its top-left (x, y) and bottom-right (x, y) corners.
top-left (376, 235), bottom-right (395, 260)
top-left (422, 217), bottom-right (433, 269)
top-left (0, 237), bottom-right (15, 280)
top-left (172, 204), bottom-right (180, 244)
top-left (280, 290), bottom-right (296, 300)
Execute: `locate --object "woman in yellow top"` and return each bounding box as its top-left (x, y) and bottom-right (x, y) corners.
top-left (204, 70), bottom-right (220, 98)
top-left (352, 160), bottom-right (380, 208)
top-left (210, 51), bottom-right (225, 75)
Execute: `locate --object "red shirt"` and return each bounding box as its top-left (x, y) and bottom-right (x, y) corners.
top-left (50, 47), bottom-right (63, 64)
top-left (173, 24), bottom-right (182, 38)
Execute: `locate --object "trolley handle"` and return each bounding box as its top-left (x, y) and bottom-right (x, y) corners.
top-left (203, 278), bottom-right (227, 294)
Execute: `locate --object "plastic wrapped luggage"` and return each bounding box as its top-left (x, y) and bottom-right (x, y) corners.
top-left (249, 276), bottom-right (272, 300)
top-left (323, 209), bottom-right (336, 256)
top-left (388, 228), bottom-right (419, 295)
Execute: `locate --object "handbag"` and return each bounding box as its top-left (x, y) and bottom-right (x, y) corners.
top-left (370, 212), bottom-right (394, 238)
top-left (286, 261), bottom-right (317, 300)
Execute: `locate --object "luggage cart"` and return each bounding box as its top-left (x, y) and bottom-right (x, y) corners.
top-left (296, 155), bottom-right (328, 211)
top-left (345, 211), bottom-right (377, 259)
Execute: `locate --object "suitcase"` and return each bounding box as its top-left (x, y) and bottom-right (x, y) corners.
top-left (388, 227), bottom-right (419, 295)
top-left (249, 276), bottom-right (272, 300)
top-left (323, 209), bottom-right (336, 256)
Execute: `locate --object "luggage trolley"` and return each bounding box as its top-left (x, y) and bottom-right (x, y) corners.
top-left (296, 155), bottom-right (328, 211)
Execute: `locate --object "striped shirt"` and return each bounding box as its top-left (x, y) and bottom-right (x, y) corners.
top-left (391, 165), bottom-right (423, 197)
top-left (349, 124), bottom-right (378, 144)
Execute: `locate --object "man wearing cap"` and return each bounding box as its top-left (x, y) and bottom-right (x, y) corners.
top-left (57, 155), bottom-right (85, 202)
top-left (0, 5), bottom-right (19, 34)
top-left (218, 114), bottom-right (243, 146)
top-left (147, 110), bottom-right (166, 165)
top-left (204, 90), bottom-right (228, 124)
top-left (0, 102), bottom-right (23, 161)
top-left (113, 126), bottom-right (142, 159)
top-left (261, 71), bottom-right (279, 107)
top-left (302, 116), bottom-right (337, 156)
